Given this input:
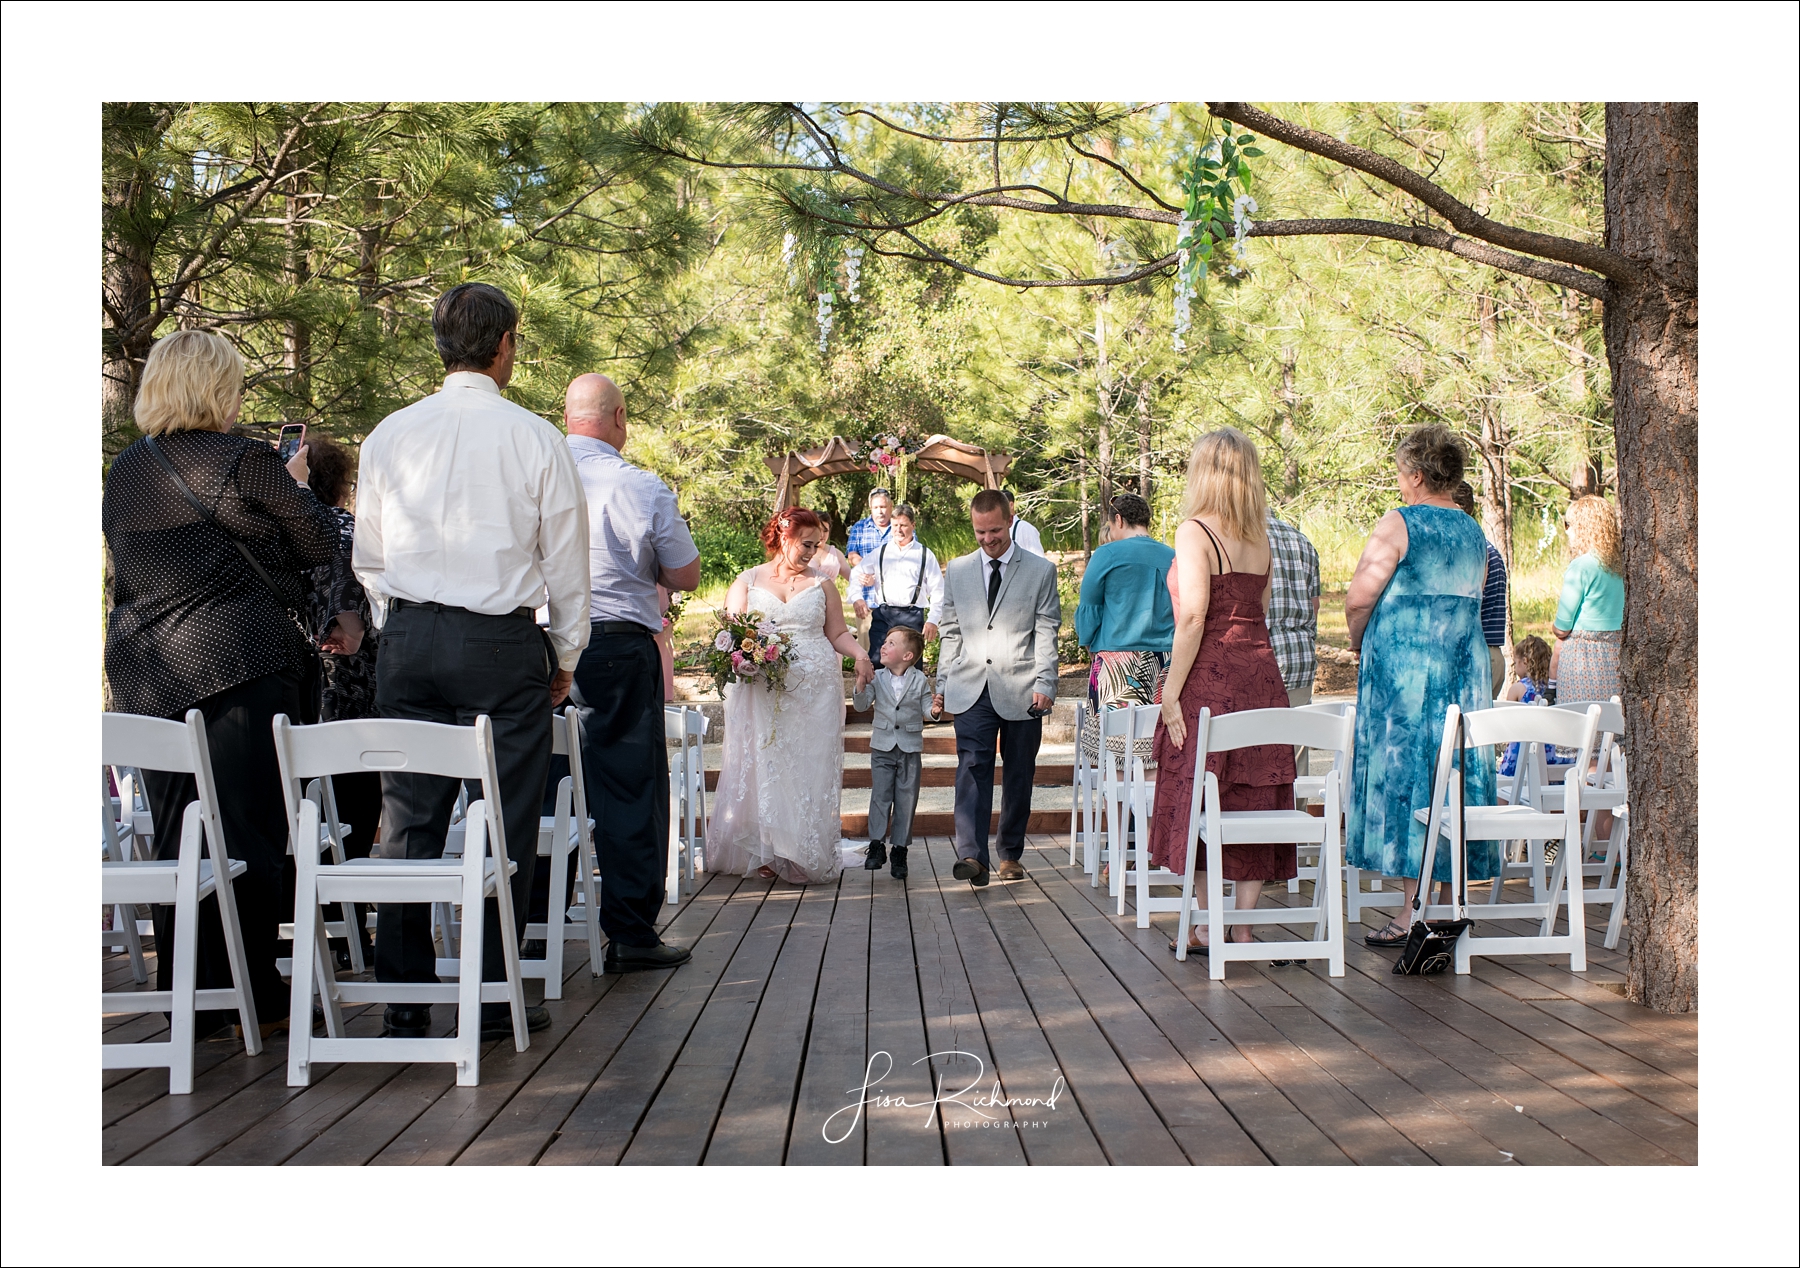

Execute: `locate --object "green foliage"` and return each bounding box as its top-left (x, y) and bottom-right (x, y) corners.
top-left (102, 101), bottom-right (1615, 587)
top-left (690, 521), bottom-right (766, 588)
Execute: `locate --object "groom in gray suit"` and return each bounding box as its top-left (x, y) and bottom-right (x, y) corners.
top-left (932, 489), bottom-right (1062, 885)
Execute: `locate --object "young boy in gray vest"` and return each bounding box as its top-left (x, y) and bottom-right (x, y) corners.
top-left (852, 625), bottom-right (939, 880)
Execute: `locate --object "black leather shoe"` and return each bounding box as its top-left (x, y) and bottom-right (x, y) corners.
top-left (604, 941), bottom-right (693, 973)
top-left (480, 1004), bottom-right (551, 1040)
top-left (864, 840), bottom-right (888, 870)
top-left (381, 1005), bottom-right (430, 1038)
top-left (889, 846), bottom-right (909, 881)
top-left (520, 939), bottom-right (547, 960)
top-left (952, 856), bottom-right (990, 887)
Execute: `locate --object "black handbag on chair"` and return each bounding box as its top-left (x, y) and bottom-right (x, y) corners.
top-left (1395, 711), bottom-right (1474, 975)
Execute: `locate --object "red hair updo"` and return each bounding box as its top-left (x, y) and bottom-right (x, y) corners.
top-left (760, 506), bottom-right (825, 557)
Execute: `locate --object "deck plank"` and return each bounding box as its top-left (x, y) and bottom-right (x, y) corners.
top-left (421, 875), bottom-right (738, 1167)
top-left (99, 818), bottom-right (1699, 1167)
top-left (621, 885), bottom-right (804, 1165)
top-left (1004, 859), bottom-right (1273, 1165)
top-left (980, 876), bottom-right (1189, 1164)
top-left (863, 859), bottom-right (946, 1166)
top-left (535, 878), bottom-right (771, 1165)
top-left (782, 869), bottom-right (873, 1166)
top-left (1023, 841), bottom-right (1335, 1164)
top-left (920, 837), bottom-right (1107, 1165)
top-left (703, 882), bottom-right (838, 1164)
top-left (905, 838), bottom-right (1027, 1165)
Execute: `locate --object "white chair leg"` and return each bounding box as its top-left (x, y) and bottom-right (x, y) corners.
top-left (167, 882), bottom-right (199, 1096)
top-left (1323, 836), bottom-right (1345, 977)
top-left (288, 879), bottom-right (320, 1087)
top-left (455, 881), bottom-right (484, 1087)
top-left (1207, 831), bottom-right (1227, 982)
top-left (212, 865), bottom-right (263, 1055)
top-left (541, 835), bottom-right (568, 1000)
top-left (1603, 817), bottom-right (1629, 951)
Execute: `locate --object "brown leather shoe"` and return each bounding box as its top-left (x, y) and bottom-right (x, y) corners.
top-left (951, 856), bottom-right (990, 887)
top-left (996, 859), bottom-right (1026, 881)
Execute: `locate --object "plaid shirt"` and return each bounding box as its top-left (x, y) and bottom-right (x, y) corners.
top-left (845, 515), bottom-right (893, 562)
top-left (1480, 542), bottom-right (1509, 646)
top-left (1265, 512), bottom-right (1321, 692)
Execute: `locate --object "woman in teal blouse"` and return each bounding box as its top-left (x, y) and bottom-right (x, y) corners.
top-left (1551, 496), bottom-right (1626, 703)
top-left (1076, 493), bottom-right (1177, 713)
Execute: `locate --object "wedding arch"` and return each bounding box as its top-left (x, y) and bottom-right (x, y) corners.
top-left (766, 434), bottom-right (1011, 511)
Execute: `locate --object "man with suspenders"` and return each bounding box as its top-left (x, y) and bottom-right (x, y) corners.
top-left (853, 502), bottom-right (943, 661)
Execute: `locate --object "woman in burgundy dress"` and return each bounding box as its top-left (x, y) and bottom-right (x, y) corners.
top-left (1149, 427), bottom-right (1295, 954)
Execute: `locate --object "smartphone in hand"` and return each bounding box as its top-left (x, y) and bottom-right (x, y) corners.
top-left (278, 423), bottom-right (307, 462)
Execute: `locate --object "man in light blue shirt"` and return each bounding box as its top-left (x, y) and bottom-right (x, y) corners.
top-left (562, 373), bottom-right (699, 972)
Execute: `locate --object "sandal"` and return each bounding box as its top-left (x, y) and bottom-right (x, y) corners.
top-left (1363, 920), bottom-right (1410, 948)
top-left (1167, 934), bottom-right (1209, 957)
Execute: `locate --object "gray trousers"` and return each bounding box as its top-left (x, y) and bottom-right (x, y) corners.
top-left (868, 747), bottom-right (923, 848)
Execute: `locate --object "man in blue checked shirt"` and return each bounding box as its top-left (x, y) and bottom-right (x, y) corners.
top-left (1456, 482), bottom-right (1510, 697)
top-left (845, 488), bottom-right (897, 648)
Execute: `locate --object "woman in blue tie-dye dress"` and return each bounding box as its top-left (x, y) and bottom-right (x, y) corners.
top-left (1344, 426), bottom-right (1497, 947)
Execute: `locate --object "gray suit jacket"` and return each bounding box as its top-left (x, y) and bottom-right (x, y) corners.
top-left (937, 548), bottom-right (1061, 720)
top-left (853, 666), bottom-right (932, 753)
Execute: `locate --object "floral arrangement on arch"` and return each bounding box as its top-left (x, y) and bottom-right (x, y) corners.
top-left (863, 433), bottom-right (908, 477)
top-left (705, 609), bottom-right (796, 696)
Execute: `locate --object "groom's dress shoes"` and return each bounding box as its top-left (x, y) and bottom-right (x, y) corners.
top-left (864, 840), bottom-right (888, 870)
top-left (952, 856), bottom-right (990, 887)
top-left (889, 846), bottom-right (909, 881)
top-left (996, 859), bottom-right (1026, 881)
top-left (604, 941), bottom-right (693, 973)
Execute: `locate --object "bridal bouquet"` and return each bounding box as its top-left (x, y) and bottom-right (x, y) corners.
top-left (704, 609), bottom-right (795, 696)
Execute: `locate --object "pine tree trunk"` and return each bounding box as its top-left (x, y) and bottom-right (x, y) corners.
top-left (1094, 297), bottom-right (1113, 513)
top-left (1136, 387), bottom-right (1153, 500)
top-left (1278, 347), bottom-right (1300, 498)
top-left (1602, 103), bottom-right (1699, 1013)
top-left (1077, 447), bottom-right (1091, 559)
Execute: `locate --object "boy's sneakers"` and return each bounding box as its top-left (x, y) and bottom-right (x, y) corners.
top-left (864, 840), bottom-right (888, 870)
top-left (889, 846), bottom-right (908, 881)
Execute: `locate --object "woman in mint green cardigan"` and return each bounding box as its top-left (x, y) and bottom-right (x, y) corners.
top-left (1076, 494), bottom-right (1177, 715)
top-left (1551, 496), bottom-right (1626, 703)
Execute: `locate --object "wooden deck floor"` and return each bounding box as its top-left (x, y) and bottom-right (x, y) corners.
top-left (101, 836), bottom-right (1697, 1165)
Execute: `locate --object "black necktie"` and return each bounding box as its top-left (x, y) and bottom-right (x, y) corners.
top-left (987, 557), bottom-right (1003, 613)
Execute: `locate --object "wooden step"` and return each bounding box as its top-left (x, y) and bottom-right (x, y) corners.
top-left (703, 764), bottom-right (1075, 792)
top-left (845, 733), bottom-right (959, 755)
top-left (840, 809), bottom-right (1067, 837)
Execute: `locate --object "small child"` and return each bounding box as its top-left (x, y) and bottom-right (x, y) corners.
top-left (852, 626), bottom-right (939, 880)
top-left (1499, 634), bottom-right (1576, 777)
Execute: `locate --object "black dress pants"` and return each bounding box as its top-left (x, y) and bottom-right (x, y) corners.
top-left (569, 626), bottom-right (668, 949)
top-left (374, 604), bottom-right (552, 997)
top-left (139, 669), bottom-right (302, 1032)
top-left (951, 685), bottom-right (1041, 868)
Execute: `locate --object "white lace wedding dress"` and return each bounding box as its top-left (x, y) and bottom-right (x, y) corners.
top-left (706, 571), bottom-right (845, 885)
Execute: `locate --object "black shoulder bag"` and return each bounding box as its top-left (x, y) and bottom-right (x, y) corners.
top-left (143, 435), bottom-right (323, 724)
top-left (1394, 710), bottom-right (1475, 975)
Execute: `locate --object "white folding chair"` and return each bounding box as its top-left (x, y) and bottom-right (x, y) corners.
top-left (664, 705), bottom-right (707, 903)
top-left (1098, 705), bottom-right (1162, 916)
top-left (101, 711), bottom-right (262, 1093)
top-left (1288, 701), bottom-right (1354, 895)
top-left (1600, 800), bottom-right (1630, 951)
top-left (275, 714), bottom-right (530, 1088)
top-left (102, 769), bottom-right (149, 983)
top-left (1410, 703), bottom-right (1601, 973)
top-left (523, 708), bottom-right (602, 994)
top-left (1174, 707), bottom-right (1351, 979)
top-left (1070, 702), bottom-right (1102, 872)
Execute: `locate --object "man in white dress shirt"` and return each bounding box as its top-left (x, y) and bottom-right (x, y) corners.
top-left (852, 502), bottom-right (942, 663)
top-left (1003, 489), bottom-right (1046, 556)
top-left (562, 372), bottom-right (700, 972)
top-left (354, 282), bottom-right (590, 1039)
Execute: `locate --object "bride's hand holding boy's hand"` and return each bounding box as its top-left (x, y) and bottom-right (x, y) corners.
top-left (853, 655), bottom-right (875, 691)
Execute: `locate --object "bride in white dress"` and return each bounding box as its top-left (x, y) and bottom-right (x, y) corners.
top-left (707, 508), bottom-right (874, 884)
